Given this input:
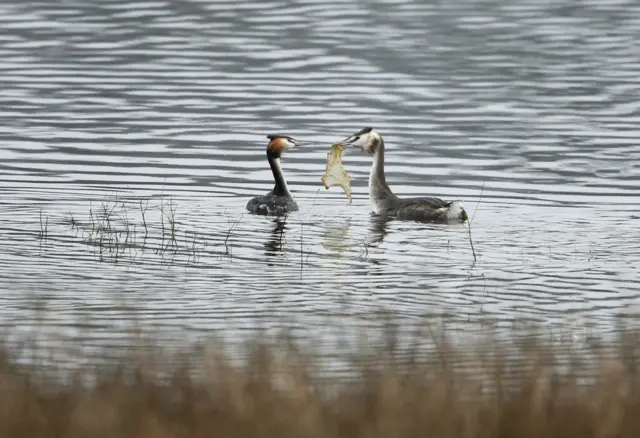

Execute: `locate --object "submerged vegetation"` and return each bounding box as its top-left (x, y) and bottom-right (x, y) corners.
top-left (56, 195), bottom-right (246, 265)
top-left (49, 194), bottom-right (322, 267)
top-left (1, 325), bottom-right (640, 437)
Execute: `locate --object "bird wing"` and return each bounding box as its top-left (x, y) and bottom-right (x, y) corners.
top-left (394, 196), bottom-right (451, 210)
top-left (389, 196), bottom-right (453, 221)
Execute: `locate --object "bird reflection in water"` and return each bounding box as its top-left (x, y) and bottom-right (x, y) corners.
top-left (264, 216), bottom-right (288, 265)
top-left (262, 214), bottom-right (392, 266)
top-left (355, 216), bottom-right (390, 265)
top-left (368, 215), bottom-right (390, 246)
top-left (317, 215), bottom-right (392, 264)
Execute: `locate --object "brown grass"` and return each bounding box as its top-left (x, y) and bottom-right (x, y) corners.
top-left (1, 327), bottom-right (640, 438)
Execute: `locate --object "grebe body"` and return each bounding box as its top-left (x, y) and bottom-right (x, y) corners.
top-left (339, 127), bottom-right (468, 224)
top-left (246, 135), bottom-right (303, 216)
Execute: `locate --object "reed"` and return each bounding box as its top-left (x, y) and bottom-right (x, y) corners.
top-left (38, 208), bottom-right (48, 241)
top-left (62, 195), bottom-right (212, 265)
top-left (222, 212), bottom-right (243, 260)
top-left (1, 325), bottom-right (639, 437)
top-left (465, 180), bottom-right (484, 264)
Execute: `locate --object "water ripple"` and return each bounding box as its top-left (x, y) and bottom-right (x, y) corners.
top-left (0, 0), bottom-right (639, 364)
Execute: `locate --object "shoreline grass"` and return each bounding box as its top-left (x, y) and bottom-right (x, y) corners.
top-left (1, 326), bottom-right (640, 437)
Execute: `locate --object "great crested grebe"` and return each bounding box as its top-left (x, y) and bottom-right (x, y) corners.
top-left (246, 134), bottom-right (304, 216)
top-left (337, 127), bottom-right (468, 223)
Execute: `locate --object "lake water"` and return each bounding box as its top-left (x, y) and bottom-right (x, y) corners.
top-left (1, 0), bottom-right (640, 366)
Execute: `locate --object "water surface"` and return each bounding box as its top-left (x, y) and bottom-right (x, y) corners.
top-left (1, 0), bottom-right (640, 365)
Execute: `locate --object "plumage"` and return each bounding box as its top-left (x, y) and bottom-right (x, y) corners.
top-left (246, 193), bottom-right (298, 216)
top-left (266, 137), bottom-right (289, 155)
top-left (378, 196), bottom-right (468, 222)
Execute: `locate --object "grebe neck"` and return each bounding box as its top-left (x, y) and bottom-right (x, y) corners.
top-left (369, 138), bottom-right (393, 201)
top-left (268, 156), bottom-right (291, 196)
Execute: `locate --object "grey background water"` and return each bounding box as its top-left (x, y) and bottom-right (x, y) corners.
top-left (1, 0), bottom-right (640, 364)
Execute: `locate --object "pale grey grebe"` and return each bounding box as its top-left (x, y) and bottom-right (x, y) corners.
top-left (246, 134), bottom-right (304, 216)
top-left (338, 127), bottom-right (468, 223)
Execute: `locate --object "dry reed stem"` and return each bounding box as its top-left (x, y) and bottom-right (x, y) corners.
top-left (0, 328), bottom-right (639, 438)
top-left (465, 180), bottom-right (485, 263)
top-left (57, 195), bottom-right (217, 265)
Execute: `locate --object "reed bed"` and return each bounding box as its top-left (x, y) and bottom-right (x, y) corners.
top-left (1, 325), bottom-right (640, 438)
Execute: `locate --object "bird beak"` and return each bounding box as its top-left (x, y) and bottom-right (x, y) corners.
top-left (292, 139), bottom-right (328, 147)
top-left (339, 135), bottom-right (358, 146)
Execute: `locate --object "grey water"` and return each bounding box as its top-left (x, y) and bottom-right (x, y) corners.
top-left (1, 0), bottom-right (640, 366)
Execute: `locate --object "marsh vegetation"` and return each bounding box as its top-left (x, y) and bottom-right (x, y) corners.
top-left (2, 324), bottom-right (640, 437)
